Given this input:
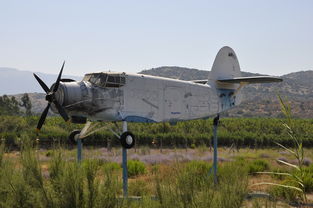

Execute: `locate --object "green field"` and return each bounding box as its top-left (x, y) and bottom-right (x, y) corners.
top-left (1, 116), bottom-right (313, 149)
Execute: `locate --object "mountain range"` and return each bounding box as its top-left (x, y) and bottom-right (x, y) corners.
top-left (1, 67), bottom-right (313, 118)
top-left (0, 67), bottom-right (81, 95)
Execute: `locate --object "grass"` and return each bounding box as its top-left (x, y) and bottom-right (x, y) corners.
top-left (253, 96), bottom-right (313, 204)
top-left (0, 140), bottom-right (312, 207)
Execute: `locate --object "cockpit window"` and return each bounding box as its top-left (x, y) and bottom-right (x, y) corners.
top-left (83, 73), bottom-right (125, 88)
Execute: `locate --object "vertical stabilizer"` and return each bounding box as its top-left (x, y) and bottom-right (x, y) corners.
top-left (209, 46), bottom-right (241, 88)
top-left (209, 46), bottom-right (242, 111)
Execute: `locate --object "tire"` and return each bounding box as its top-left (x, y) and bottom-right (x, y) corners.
top-left (69, 130), bottom-right (81, 144)
top-left (120, 131), bottom-right (135, 149)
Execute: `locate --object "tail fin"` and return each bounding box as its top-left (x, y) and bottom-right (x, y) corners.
top-left (208, 46), bottom-right (282, 111)
top-left (209, 46), bottom-right (241, 89)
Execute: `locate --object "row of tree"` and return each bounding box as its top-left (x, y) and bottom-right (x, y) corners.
top-left (0, 93), bottom-right (32, 116)
top-left (0, 115), bottom-right (312, 149)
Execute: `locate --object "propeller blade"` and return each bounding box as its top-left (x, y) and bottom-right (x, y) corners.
top-left (53, 61), bottom-right (65, 93)
top-left (37, 103), bottom-right (51, 131)
top-left (33, 73), bottom-right (50, 93)
top-left (53, 101), bottom-right (69, 122)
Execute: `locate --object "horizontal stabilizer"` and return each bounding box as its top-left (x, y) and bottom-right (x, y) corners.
top-left (217, 76), bottom-right (282, 84)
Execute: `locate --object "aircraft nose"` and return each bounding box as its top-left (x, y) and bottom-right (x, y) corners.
top-left (53, 83), bottom-right (65, 105)
top-left (50, 80), bottom-right (81, 107)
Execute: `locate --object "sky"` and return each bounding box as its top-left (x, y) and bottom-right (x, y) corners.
top-left (0, 0), bottom-right (312, 76)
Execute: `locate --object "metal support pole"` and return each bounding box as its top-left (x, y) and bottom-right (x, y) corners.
top-left (213, 114), bottom-right (219, 185)
top-left (122, 121), bottom-right (128, 198)
top-left (77, 138), bottom-right (82, 162)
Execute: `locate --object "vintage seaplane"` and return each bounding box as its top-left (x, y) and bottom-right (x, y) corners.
top-left (34, 46), bottom-right (282, 148)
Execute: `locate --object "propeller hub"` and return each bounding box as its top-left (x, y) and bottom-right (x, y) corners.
top-left (45, 93), bottom-right (54, 103)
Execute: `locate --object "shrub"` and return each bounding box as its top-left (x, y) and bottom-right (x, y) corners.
top-left (103, 162), bottom-right (120, 172)
top-left (97, 166), bottom-right (120, 208)
top-left (269, 180), bottom-right (300, 202)
top-left (129, 180), bottom-right (149, 196)
top-left (84, 159), bottom-right (101, 208)
top-left (155, 161), bottom-right (248, 208)
top-left (216, 162), bottom-right (249, 208)
top-left (185, 160), bottom-right (211, 177)
top-left (270, 168), bottom-right (288, 180)
top-left (302, 173), bottom-right (313, 193)
top-left (248, 159), bottom-right (269, 175)
top-left (127, 160), bottom-right (146, 177)
top-left (300, 164), bottom-right (313, 193)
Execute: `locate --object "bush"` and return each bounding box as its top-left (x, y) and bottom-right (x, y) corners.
top-left (270, 168), bottom-right (288, 180)
top-left (127, 160), bottom-right (146, 177)
top-left (129, 180), bottom-right (149, 196)
top-left (269, 180), bottom-right (300, 202)
top-left (248, 159), bottom-right (269, 175)
top-left (303, 173), bottom-right (313, 193)
top-left (185, 160), bottom-right (211, 177)
top-left (300, 164), bottom-right (313, 193)
top-left (155, 161), bottom-right (248, 208)
top-left (103, 162), bottom-right (120, 172)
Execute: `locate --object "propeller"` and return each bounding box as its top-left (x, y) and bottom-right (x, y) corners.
top-left (33, 61), bottom-right (69, 131)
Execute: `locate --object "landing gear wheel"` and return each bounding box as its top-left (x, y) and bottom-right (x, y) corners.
top-left (120, 131), bottom-right (135, 149)
top-left (69, 130), bottom-right (82, 144)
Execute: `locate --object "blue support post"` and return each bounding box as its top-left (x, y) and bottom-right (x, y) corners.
top-left (213, 114), bottom-right (219, 185)
top-left (77, 138), bottom-right (82, 162)
top-left (122, 121), bottom-right (128, 198)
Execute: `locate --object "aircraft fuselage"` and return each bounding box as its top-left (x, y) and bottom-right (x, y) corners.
top-left (54, 72), bottom-right (230, 123)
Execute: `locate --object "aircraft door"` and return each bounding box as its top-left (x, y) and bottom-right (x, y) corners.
top-left (164, 86), bottom-right (186, 121)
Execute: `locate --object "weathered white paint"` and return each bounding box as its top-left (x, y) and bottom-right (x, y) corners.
top-left (121, 73), bottom-right (217, 122)
top-left (52, 46), bottom-right (282, 123)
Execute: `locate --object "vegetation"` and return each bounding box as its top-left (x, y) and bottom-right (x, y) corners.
top-left (247, 159), bottom-right (269, 175)
top-left (0, 115), bottom-right (312, 149)
top-left (19, 93), bottom-right (32, 116)
top-left (127, 160), bottom-right (146, 177)
top-left (0, 95), bottom-right (21, 116)
top-left (0, 139), bottom-right (312, 207)
top-left (0, 93), bottom-right (32, 116)
top-left (0, 143), bottom-right (251, 208)
top-left (254, 96), bottom-right (313, 204)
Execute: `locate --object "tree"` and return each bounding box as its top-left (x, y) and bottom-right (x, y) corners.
top-left (0, 95), bottom-right (20, 115)
top-left (20, 93), bottom-right (32, 116)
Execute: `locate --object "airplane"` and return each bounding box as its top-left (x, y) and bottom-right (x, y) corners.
top-left (33, 46), bottom-right (282, 149)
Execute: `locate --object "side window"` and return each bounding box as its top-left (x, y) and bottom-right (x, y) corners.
top-left (88, 73), bottom-right (100, 85)
top-left (83, 74), bottom-right (91, 81)
top-left (107, 75), bottom-right (115, 83)
top-left (86, 73), bottom-right (126, 88)
top-left (99, 74), bottom-right (108, 87)
top-left (106, 75), bottom-right (119, 87)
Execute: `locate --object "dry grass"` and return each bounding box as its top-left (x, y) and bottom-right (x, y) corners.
top-left (1, 146), bottom-right (312, 207)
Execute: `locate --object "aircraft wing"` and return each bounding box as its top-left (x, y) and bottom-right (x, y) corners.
top-left (217, 76), bottom-right (283, 84)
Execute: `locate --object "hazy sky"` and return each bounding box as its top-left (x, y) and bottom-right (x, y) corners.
top-left (1, 0), bottom-right (312, 76)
